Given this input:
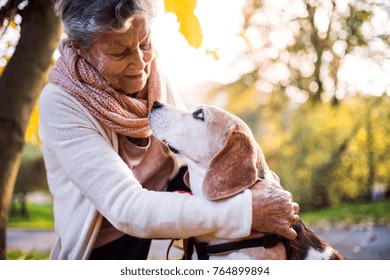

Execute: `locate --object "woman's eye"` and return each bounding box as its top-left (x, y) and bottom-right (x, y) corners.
top-left (192, 108), bottom-right (205, 121)
top-left (140, 42), bottom-right (152, 51)
top-left (112, 49), bottom-right (129, 58)
top-left (140, 35), bottom-right (152, 51)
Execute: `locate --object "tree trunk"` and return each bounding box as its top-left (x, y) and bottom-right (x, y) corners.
top-left (0, 0), bottom-right (60, 259)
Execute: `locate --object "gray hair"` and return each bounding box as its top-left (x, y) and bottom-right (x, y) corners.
top-left (53, 0), bottom-right (158, 49)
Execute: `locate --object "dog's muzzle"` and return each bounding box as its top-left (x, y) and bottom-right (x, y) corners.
top-left (151, 101), bottom-right (164, 110)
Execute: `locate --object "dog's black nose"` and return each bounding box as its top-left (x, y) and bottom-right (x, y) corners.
top-left (152, 101), bottom-right (164, 109)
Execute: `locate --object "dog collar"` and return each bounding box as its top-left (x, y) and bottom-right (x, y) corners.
top-left (185, 234), bottom-right (290, 260)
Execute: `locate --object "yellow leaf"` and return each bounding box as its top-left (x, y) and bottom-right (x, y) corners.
top-left (205, 49), bottom-right (220, 61)
top-left (164, 0), bottom-right (203, 48)
top-left (206, 49), bottom-right (219, 61)
top-left (9, 20), bottom-right (17, 29)
top-left (25, 101), bottom-right (41, 146)
top-left (238, 32), bottom-right (251, 46)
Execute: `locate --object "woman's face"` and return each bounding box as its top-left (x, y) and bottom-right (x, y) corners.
top-left (78, 17), bottom-right (154, 95)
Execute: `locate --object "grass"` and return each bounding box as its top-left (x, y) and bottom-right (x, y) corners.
top-left (8, 203), bottom-right (54, 230)
top-left (299, 200), bottom-right (390, 228)
top-left (6, 249), bottom-right (50, 260)
top-left (7, 202), bottom-right (53, 259)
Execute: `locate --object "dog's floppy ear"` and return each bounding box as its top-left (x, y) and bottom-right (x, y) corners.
top-left (203, 128), bottom-right (258, 200)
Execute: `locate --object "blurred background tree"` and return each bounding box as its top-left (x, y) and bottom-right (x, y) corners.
top-left (11, 144), bottom-right (49, 218)
top-left (0, 0), bottom-right (60, 259)
top-left (0, 0), bottom-right (389, 259)
top-left (208, 0), bottom-right (390, 210)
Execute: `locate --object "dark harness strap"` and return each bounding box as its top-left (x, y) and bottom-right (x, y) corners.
top-left (186, 234), bottom-right (288, 260)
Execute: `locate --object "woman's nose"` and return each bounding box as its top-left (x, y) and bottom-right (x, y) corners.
top-left (128, 49), bottom-right (146, 70)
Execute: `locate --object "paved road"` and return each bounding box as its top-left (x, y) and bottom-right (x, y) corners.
top-left (7, 225), bottom-right (390, 259)
top-left (7, 229), bottom-right (56, 252)
top-left (314, 225), bottom-right (390, 260)
top-left (6, 229), bottom-right (183, 259)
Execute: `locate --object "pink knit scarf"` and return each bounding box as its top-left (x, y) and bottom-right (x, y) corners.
top-left (48, 39), bottom-right (160, 138)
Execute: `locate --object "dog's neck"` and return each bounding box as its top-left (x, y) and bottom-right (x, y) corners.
top-left (186, 163), bottom-right (208, 199)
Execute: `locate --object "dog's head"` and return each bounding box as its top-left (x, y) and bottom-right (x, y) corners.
top-left (149, 101), bottom-right (276, 200)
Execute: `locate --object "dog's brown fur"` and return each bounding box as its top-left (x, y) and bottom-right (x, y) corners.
top-left (203, 111), bottom-right (343, 259)
top-left (149, 102), bottom-right (343, 260)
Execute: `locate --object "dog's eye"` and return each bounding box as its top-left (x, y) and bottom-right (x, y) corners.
top-left (192, 108), bottom-right (205, 121)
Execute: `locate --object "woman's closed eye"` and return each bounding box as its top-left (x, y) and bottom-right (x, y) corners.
top-left (110, 48), bottom-right (129, 58)
top-left (192, 108), bottom-right (205, 121)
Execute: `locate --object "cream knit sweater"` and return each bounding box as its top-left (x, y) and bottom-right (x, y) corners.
top-left (38, 83), bottom-right (252, 260)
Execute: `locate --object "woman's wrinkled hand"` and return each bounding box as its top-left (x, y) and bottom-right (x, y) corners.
top-left (250, 180), bottom-right (300, 240)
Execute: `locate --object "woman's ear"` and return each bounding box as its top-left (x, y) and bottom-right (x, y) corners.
top-left (202, 128), bottom-right (259, 200)
top-left (71, 41), bottom-right (87, 58)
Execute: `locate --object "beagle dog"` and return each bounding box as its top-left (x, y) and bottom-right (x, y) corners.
top-left (149, 101), bottom-right (342, 260)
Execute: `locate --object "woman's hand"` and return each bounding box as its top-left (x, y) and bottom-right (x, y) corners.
top-left (250, 180), bottom-right (300, 240)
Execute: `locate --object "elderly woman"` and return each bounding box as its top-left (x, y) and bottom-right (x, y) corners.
top-left (38, 0), bottom-right (299, 260)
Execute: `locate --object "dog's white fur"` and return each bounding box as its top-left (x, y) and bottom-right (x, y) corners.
top-left (149, 103), bottom-right (287, 259)
top-left (149, 102), bottom-right (342, 260)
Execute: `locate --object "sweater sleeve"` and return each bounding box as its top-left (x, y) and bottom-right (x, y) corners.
top-left (38, 84), bottom-right (252, 240)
